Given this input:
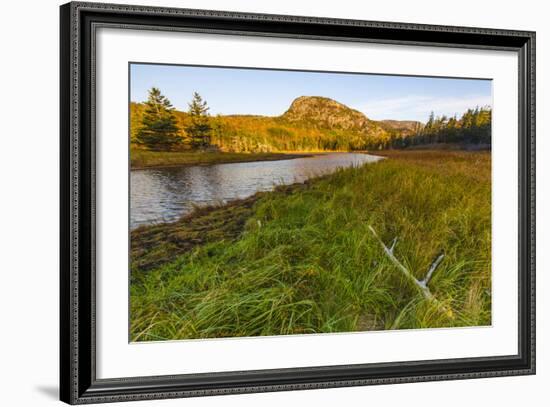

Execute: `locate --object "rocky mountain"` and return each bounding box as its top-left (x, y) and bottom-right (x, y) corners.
top-left (282, 96), bottom-right (370, 130)
top-left (281, 96), bottom-right (393, 140)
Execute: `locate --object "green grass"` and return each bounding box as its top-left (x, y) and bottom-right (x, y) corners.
top-left (131, 184), bottom-right (309, 274)
top-left (130, 148), bottom-right (310, 169)
top-left (130, 150), bottom-right (491, 341)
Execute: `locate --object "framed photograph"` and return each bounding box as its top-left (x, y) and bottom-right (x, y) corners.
top-left (60, 1), bottom-right (535, 404)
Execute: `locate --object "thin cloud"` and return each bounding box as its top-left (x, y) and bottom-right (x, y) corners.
top-left (361, 94), bottom-right (492, 122)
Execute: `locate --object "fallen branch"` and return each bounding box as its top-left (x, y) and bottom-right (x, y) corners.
top-left (420, 252), bottom-right (445, 289)
top-left (368, 225), bottom-right (453, 318)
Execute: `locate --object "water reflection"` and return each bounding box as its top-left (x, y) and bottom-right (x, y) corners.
top-left (130, 153), bottom-right (383, 229)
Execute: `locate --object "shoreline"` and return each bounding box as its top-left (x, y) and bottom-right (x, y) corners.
top-left (130, 151), bottom-right (385, 270)
top-left (131, 149), bottom-right (481, 237)
top-left (129, 150), bottom-right (378, 171)
top-left (131, 182), bottom-right (310, 273)
top-left (130, 152), bottom-right (315, 171)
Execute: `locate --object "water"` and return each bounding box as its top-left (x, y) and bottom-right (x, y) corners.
top-left (130, 153), bottom-right (383, 229)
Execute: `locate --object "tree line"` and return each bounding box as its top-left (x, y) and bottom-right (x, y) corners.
top-left (388, 107), bottom-right (492, 149)
top-left (133, 87), bottom-right (492, 152)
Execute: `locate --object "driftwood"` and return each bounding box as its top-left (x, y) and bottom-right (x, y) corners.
top-left (368, 225), bottom-right (453, 318)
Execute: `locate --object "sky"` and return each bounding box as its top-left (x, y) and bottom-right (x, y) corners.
top-left (130, 63), bottom-right (492, 123)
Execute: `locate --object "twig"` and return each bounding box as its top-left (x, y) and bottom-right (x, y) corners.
top-left (368, 226), bottom-right (453, 318)
top-left (420, 252), bottom-right (445, 288)
top-left (389, 237), bottom-right (398, 253)
top-left (368, 226), bottom-right (433, 300)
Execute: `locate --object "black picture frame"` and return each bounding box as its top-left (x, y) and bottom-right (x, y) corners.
top-left (60, 1), bottom-right (536, 404)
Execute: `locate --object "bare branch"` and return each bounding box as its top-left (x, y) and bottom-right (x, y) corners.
top-left (421, 252), bottom-right (445, 286)
top-left (389, 237), bottom-right (398, 254)
top-left (368, 226), bottom-right (432, 300)
top-left (368, 226), bottom-right (454, 319)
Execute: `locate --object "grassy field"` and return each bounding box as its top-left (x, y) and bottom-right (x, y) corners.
top-left (130, 149), bottom-right (310, 169)
top-left (130, 150), bottom-right (491, 341)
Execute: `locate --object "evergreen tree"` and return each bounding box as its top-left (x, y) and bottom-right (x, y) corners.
top-left (135, 87), bottom-right (181, 151)
top-left (390, 106), bottom-right (492, 148)
top-left (185, 92), bottom-right (212, 148)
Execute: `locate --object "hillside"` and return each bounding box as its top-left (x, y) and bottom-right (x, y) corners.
top-left (131, 96), bottom-right (419, 152)
top-left (379, 119), bottom-right (423, 136)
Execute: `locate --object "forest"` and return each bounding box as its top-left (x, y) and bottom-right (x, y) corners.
top-left (388, 108), bottom-right (492, 148)
top-left (131, 88), bottom-right (492, 153)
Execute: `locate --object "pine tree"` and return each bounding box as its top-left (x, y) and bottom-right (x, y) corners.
top-left (185, 92), bottom-right (212, 148)
top-left (388, 107), bottom-right (492, 149)
top-left (135, 88), bottom-right (181, 151)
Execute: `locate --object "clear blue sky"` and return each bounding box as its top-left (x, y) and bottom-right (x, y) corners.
top-left (130, 63), bottom-right (492, 123)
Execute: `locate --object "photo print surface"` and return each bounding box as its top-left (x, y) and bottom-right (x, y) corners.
top-left (129, 63), bottom-right (492, 342)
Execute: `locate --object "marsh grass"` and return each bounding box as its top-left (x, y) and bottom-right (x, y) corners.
top-left (130, 150), bottom-right (491, 341)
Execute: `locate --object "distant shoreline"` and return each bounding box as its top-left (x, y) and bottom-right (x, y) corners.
top-left (130, 147), bottom-right (487, 170)
top-left (130, 151), bottom-right (316, 170)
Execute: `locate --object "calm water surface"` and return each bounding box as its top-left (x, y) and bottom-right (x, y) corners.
top-left (130, 153), bottom-right (383, 229)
